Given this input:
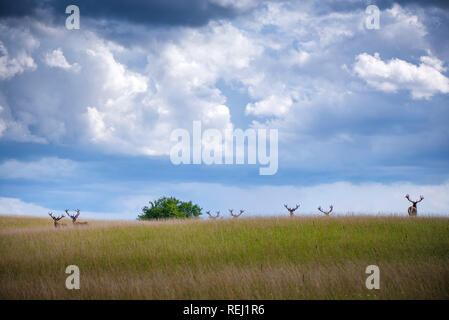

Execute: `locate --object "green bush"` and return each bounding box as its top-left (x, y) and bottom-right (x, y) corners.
top-left (138, 196), bottom-right (202, 220)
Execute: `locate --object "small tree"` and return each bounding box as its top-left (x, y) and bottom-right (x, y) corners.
top-left (138, 196), bottom-right (202, 220)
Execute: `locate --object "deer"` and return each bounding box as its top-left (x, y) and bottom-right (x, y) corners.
top-left (405, 194), bottom-right (424, 216)
top-left (48, 212), bottom-right (66, 228)
top-left (206, 210), bottom-right (221, 219)
top-left (284, 204), bottom-right (300, 217)
top-left (229, 209), bottom-right (244, 218)
top-left (318, 205), bottom-right (333, 216)
top-left (65, 209), bottom-right (88, 225)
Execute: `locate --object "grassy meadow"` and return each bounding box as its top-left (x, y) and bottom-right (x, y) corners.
top-left (0, 214), bottom-right (448, 299)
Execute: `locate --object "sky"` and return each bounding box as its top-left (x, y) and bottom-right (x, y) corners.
top-left (0, 0), bottom-right (448, 219)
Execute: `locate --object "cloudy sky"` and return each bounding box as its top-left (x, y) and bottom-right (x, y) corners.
top-left (0, 0), bottom-right (449, 219)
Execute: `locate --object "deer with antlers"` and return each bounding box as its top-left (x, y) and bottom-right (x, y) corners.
top-left (405, 194), bottom-right (424, 216)
top-left (48, 212), bottom-right (66, 228)
top-left (229, 209), bottom-right (244, 218)
top-left (65, 209), bottom-right (88, 225)
top-left (206, 210), bottom-right (221, 219)
top-left (318, 205), bottom-right (333, 216)
top-left (284, 204), bottom-right (300, 217)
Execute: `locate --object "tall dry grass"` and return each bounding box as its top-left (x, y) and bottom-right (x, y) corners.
top-left (0, 215), bottom-right (448, 299)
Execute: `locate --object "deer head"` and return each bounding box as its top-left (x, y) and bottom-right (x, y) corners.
top-left (206, 210), bottom-right (220, 219)
top-left (48, 212), bottom-right (66, 228)
top-left (65, 209), bottom-right (87, 225)
top-left (405, 194), bottom-right (424, 207)
top-left (318, 205), bottom-right (333, 216)
top-left (405, 194), bottom-right (424, 216)
top-left (65, 209), bottom-right (79, 224)
top-left (229, 209), bottom-right (244, 218)
top-left (284, 204), bottom-right (300, 217)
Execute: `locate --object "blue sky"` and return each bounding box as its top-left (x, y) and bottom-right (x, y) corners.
top-left (0, 0), bottom-right (449, 219)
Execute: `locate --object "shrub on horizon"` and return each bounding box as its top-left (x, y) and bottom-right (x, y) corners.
top-left (138, 196), bottom-right (202, 220)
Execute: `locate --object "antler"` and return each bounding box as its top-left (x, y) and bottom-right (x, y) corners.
top-left (405, 194), bottom-right (424, 203)
top-left (75, 209), bottom-right (81, 218)
top-left (318, 205), bottom-right (333, 215)
top-left (284, 204), bottom-right (299, 211)
top-left (229, 209), bottom-right (244, 218)
top-left (48, 211), bottom-right (64, 221)
top-left (405, 194), bottom-right (413, 203)
top-left (206, 210), bottom-right (220, 219)
top-left (235, 210), bottom-right (244, 217)
top-left (284, 204), bottom-right (300, 216)
top-left (65, 209), bottom-right (75, 219)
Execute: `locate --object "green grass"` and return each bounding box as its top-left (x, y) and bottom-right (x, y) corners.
top-left (0, 215), bottom-right (52, 229)
top-left (0, 215), bottom-right (448, 299)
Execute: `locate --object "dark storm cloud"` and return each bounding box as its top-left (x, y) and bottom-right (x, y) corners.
top-left (0, 0), bottom-right (242, 26)
top-left (2, 1), bottom-right (447, 27)
top-left (0, 0), bottom-right (46, 17)
top-left (313, 0), bottom-right (449, 14)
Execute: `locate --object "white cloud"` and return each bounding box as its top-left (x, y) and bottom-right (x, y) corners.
top-left (0, 197), bottom-right (119, 219)
top-left (0, 40), bottom-right (36, 80)
top-left (159, 22), bottom-right (261, 87)
top-left (421, 55), bottom-right (447, 72)
top-left (245, 94), bottom-right (293, 117)
top-left (82, 21), bottom-right (260, 156)
top-left (44, 48), bottom-right (80, 72)
top-left (86, 44), bottom-right (146, 93)
top-left (0, 104), bottom-right (47, 143)
top-left (353, 52), bottom-right (449, 99)
top-left (289, 49), bottom-right (310, 65)
top-left (0, 157), bottom-right (79, 180)
top-left (0, 197), bottom-right (51, 216)
top-left (382, 4), bottom-right (427, 44)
